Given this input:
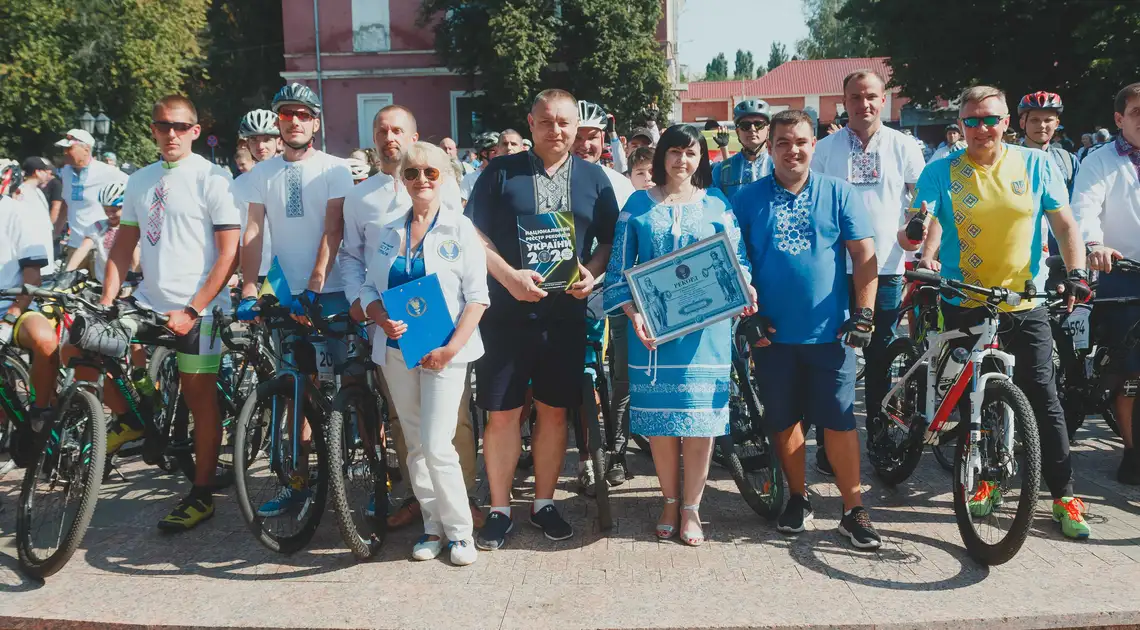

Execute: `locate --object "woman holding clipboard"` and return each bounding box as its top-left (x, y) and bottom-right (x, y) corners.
top-left (358, 142), bottom-right (489, 566)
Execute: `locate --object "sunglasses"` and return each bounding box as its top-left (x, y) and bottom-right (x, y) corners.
top-left (151, 121), bottom-right (196, 134)
top-left (960, 115), bottom-right (1006, 128)
top-left (402, 167), bottom-right (441, 182)
top-left (736, 121), bottom-right (769, 131)
top-left (278, 109), bottom-right (316, 123)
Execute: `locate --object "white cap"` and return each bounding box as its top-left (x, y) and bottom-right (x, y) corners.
top-left (54, 129), bottom-right (96, 148)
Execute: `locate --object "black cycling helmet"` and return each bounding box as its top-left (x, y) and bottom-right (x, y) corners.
top-left (474, 132), bottom-right (500, 151)
top-left (733, 99), bottom-right (771, 123)
top-left (271, 83), bottom-right (322, 114)
top-left (0, 160), bottom-right (23, 196)
top-left (1018, 91), bottom-right (1064, 115)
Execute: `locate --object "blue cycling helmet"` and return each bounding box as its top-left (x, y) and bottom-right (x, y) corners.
top-left (733, 99), bottom-right (771, 123)
top-left (271, 83), bottom-right (322, 114)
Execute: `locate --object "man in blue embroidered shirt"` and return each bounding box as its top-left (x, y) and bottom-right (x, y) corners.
top-left (734, 109), bottom-right (882, 550)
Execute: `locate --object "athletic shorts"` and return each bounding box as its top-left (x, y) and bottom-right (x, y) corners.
top-left (176, 315), bottom-right (223, 374)
top-left (752, 342), bottom-right (857, 434)
top-left (14, 307), bottom-right (68, 347)
top-left (476, 316), bottom-right (587, 411)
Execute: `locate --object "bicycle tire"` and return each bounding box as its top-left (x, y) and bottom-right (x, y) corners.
top-left (717, 433), bottom-right (784, 520)
top-left (579, 375), bottom-right (611, 531)
top-left (931, 433), bottom-right (955, 471)
top-left (16, 388), bottom-right (106, 579)
top-left (631, 433), bottom-right (651, 455)
top-left (869, 338), bottom-right (926, 486)
top-left (327, 385), bottom-right (388, 560)
top-left (232, 375), bottom-right (329, 554)
top-left (0, 351), bottom-right (33, 460)
top-left (952, 378), bottom-right (1041, 566)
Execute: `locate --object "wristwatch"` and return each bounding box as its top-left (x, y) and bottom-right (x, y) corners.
top-left (1068, 268), bottom-right (1090, 282)
top-left (184, 305), bottom-right (201, 319)
top-left (855, 307), bottom-right (874, 322)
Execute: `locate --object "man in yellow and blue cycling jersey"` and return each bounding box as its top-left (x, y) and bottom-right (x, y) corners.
top-left (912, 85), bottom-right (1091, 539)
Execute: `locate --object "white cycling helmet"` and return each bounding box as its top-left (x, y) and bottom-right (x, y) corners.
top-left (577, 101), bottom-right (609, 131)
top-left (238, 109), bottom-right (279, 139)
top-left (98, 181), bottom-right (127, 207)
top-left (345, 157), bottom-right (370, 182)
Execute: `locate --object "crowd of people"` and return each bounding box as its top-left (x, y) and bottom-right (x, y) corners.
top-left (4, 67), bottom-right (1140, 568)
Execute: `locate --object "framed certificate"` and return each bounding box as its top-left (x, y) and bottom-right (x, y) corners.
top-left (624, 232), bottom-right (750, 344)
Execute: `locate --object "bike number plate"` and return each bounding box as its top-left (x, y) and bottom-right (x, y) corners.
top-left (1064, 307), bottom-right (1091, 350)
top-left (313, 340), bottom-right (335, 382)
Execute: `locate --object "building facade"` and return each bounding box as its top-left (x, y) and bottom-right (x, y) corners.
top-left (281, 0), bottom-right (683, 157)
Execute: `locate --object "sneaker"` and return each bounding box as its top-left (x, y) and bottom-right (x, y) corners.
top-left (838, 506), bottom-right (882, 550)
top-left (475, 511), bottom-right (513, 550)
top-left (967, 480), bottom-right (1002, 518)
top-left (411, 535), bottom-right (444, 561)
top-left (106, 421), bottom-right (145, 456)
top-left (530, 504), bottom-right (573, 541)
top-left (605, 456), bottom-right (628, 487)
top-left (777, 494), bottom-right (813, 534)
top-left (386, 496), bottom-right (422, 530)
top-left (1052, 497), bottom-right (1091, 539)
top-left (449, 538), bottom-right (477, 566)
top-left (256, 481), bottom-right (311, 518)
top-left (1117, 450), bottom-right (1140, 486)
top-left (157, 493), bottom-right (215, 532)
top-left (578, 464), bottom-right (597, 497)
top-left (815, 449), bottom-right (834, 477)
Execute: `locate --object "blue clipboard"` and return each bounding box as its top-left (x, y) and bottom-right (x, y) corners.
top-left (381, 273), bottom-right (455, 370)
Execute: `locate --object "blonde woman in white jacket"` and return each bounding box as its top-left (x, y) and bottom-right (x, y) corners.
top-left (359, 142), bottom-right (489, 566)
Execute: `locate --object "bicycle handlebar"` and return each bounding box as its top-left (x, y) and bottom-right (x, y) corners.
top-left (0, 285), bottom-right (169, 326)
top-left (903, 270), bottom-right (1037, 308)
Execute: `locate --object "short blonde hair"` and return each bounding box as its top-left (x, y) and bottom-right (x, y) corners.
top-left (959, 85), bottom-right (1007, 111)
top-left (399, 141), bottom-right (452, 179)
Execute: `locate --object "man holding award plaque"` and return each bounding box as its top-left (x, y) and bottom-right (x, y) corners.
top-left (734, 109), bottom-right (884, 550)
top-left (465, 89), bottom-right (620, 550)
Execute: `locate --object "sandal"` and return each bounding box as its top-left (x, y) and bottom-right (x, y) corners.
top-left (656, 497), bottom-right (679, 539)
top-left (680, 503), bottom-right (705, 547)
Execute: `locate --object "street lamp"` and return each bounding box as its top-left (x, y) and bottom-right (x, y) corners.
top-left (95, 113), bottom-right (111, 137)
top-left (77, 110), bottom-right (113, 154)
top-left (78, 110), bottom-right (96, 135)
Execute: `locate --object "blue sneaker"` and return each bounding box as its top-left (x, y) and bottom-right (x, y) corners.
top-left (256, 483), bottom-right (311, 517)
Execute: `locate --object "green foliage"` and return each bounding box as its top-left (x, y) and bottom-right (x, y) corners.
top-left (767, 42), bottom-right (789, 71)
top-left (423, 0), bottom-right (673, 134)
top-left (795, 0), bottom-right (877, 60)
top-left (705, 52), bottom-right (729, 81)
top-left (757, 65), bottom-right (767, 78)
top-left (733, 50), bottom-right (754, 80)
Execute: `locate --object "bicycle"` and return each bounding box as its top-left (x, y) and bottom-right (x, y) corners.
top-left (0, 343), bottom-right (33, 466)
top-left (874, 269), bottom-right (1042, 565)
top-left (4, 287), bottom-right (180, 578)
top-left (572, 337), bottom-right (616, 530)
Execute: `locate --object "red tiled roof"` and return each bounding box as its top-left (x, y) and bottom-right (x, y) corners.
top-left (680, 57), bottom-right (894, 101)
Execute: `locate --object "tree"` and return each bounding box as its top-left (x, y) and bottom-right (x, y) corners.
top-left (767, 42), bottom-right (789, 71)
top-left (733, 49), bottom-right (755, 80)
top-left (705, 52), bottom-right (729, 81)
top-left (422, 0), bottom-right (674, 133)
top-left (0, 1), bottom-right (209, 164)
top-left (795, 0), bottom-right (877, 60)
top-left (756, 66), bottom-right (767, 78)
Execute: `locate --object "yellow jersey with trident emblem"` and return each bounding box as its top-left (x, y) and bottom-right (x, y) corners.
top-left (910, 143), bottom-right (1069, 311)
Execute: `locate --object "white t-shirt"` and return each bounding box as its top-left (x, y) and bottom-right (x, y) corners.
top-left (87, 220), bottom-right (121, 283)
top-left (231, 171), bottom-right (273, 277)
top-left (1072, 144), bottom-right (1140, 259)
top-left (121, 153), bottom-right (241, 314)
top-left (0, 196), bottom-right (52, 310)
top-left (19, 182), bottom-right (48, 215)
top-left (21, 197), bottom-right (55, 272)
top-left (460, 169), bottom-right (482, 202)
top-left (339, 171), bottom-right (464, 304)
top-left (602, 165), bottom-right (635, 210)
top-left (811, 126), bottom-right (926, 275)
top-left (60, 160), bottom-right (128, 247)
top-left (244, 151), bottom-right (353, 295)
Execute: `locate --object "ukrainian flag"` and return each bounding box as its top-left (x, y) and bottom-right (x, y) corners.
top-left (258, 257), bottom-right (293, 307)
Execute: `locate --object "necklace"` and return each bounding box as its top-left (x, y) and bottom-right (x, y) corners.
top-left (661, 185), bottom-right (695, 204)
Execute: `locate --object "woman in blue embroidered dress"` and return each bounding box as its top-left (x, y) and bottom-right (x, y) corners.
top-left (603, 125), bottom-right (755, 546)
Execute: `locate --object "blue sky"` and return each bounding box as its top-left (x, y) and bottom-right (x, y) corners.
top-left (676, 0), bottom-right (810, 77)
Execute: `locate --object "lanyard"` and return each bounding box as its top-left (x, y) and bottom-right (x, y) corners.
top-left (404, 210), bottom-right (440, 275)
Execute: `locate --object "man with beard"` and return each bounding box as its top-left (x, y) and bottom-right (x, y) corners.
top-left (338, 105), bottom-right (476, 528)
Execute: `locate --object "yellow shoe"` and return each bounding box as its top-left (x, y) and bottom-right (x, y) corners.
top-left (157, 494), bottom-right (215, 532)
top-left (106, 421), bottom-right (145, 456)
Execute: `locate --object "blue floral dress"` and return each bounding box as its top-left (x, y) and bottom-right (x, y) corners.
top-left (603, 188), bottom-right (751, 437)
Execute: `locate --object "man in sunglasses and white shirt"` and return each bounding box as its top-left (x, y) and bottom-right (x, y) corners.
top-left (56, 128), bottom-right (128, 273)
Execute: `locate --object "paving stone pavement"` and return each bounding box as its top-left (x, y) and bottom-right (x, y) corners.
top-left (2, 413), bottom-right (1140, 629)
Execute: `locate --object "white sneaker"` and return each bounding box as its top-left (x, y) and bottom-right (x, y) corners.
top-left (449, 538), bottom-right (477, 566)
top-left (411, 535), bottom-right (444, 561)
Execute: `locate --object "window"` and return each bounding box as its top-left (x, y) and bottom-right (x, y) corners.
top-left (451, 91), bottom-right (485, 149)
top-left (352, 0), bottom-right (390, 52)
top-left (357, 93), bottom-right (393, 149)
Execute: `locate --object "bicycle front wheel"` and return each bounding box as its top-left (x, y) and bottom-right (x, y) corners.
top-left (327, 384), bottom-right (388, 560)
top-left (869, 338), bottom-right (925, 486)
top-left (952, 378), bottom-right (1041, 566)
top-left (16, 388), bottom-right (106, 579)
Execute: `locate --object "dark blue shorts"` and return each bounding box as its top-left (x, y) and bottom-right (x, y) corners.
top-left (751, 342), bottom-right (857, 434)
top-left (1095, 272), bottom-right (1140, 374)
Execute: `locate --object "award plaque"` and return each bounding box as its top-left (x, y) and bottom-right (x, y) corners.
top-left (624, 232), bottom-right (750, 344)
top-left (517, 211), bottom-right (580, 291)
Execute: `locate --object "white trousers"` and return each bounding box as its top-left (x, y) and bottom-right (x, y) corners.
top-left (380, 348), bottom-right (472, 541)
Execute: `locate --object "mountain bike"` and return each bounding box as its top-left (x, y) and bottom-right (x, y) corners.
top-left (874, 270), bottom-right (1041, 566)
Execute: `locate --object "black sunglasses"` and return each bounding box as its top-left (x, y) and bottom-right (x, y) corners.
top-left (151, 120), bottom-right (196, 134)
top-left (736, 120), bottom-right (769, 131)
